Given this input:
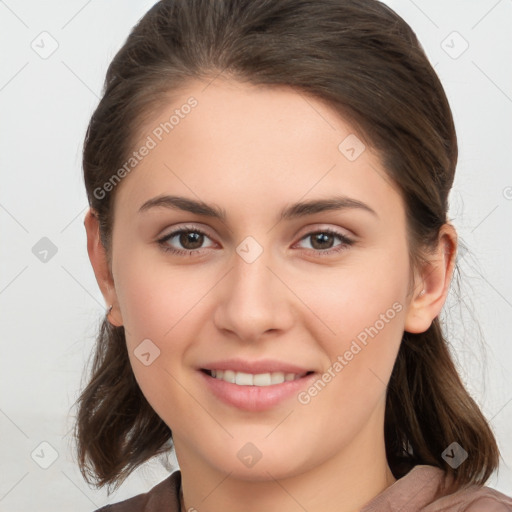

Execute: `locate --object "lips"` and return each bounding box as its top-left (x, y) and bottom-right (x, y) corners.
top-left (197, 358), bottom-right (317, 411)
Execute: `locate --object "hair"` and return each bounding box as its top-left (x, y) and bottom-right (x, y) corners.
top-left (74, 0), bottom-right (501, 496)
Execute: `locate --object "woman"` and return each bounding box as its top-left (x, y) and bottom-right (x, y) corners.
top-left (73, 0), bottom-right (512, 510)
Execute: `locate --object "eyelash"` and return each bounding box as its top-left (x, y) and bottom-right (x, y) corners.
top-left (157, 225), bottom-right (354, 258)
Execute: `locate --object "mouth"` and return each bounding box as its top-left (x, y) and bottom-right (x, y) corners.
top-left (200, 368), bottom-right (314, 386)
top-left (198, 368), bottom-right (317, 411)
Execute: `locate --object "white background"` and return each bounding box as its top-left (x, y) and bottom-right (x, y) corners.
top-left (0, 0), bottom-right (511, 510)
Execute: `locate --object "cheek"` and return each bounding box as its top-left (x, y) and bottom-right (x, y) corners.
top-left (114, 244), bottom-right (203, 343)
top-left (113, 253), bottom-right (202, 421)
top-left (305, 242), bottom-right (409, 393)
top-left (308, 242), bottom-right (409, 340)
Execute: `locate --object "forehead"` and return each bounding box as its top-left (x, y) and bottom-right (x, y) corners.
top-left (112, 77), bottom-right (402, 223)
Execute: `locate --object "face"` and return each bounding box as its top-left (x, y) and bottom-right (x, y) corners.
top-left (101, 77), bottom-right (418, 480)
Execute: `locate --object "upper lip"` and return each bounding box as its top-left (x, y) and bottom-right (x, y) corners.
top-left (199, 358), bottom-right (313, 375)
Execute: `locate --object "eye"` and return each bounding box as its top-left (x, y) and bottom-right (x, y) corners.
top-left (157, 226), bottom-right (216, 256)
top-left (156, 226), bottom-right (354, 257)
top-left (295, 228), bottom-right (354, 256)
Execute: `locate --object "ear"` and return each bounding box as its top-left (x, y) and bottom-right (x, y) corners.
top-left (404, 223), bottom-right (457, 333)
top-left (84, 208), bottom-right (123, 327)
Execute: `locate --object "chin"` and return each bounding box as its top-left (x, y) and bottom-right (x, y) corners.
top-left (202, 440), bottom-right (316, 482)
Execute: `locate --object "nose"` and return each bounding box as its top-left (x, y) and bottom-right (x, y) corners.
top-left (213, 244), bottom-right (295, 343)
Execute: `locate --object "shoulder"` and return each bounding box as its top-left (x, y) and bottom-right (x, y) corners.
top-left (429, 482), bottom-right (512, 512)
top-left (361, 465), bottom-right (512, 512)
top-left (407, 465), bottom-right (512, 512)
top-left (91, 470), bottom-right (181, 512)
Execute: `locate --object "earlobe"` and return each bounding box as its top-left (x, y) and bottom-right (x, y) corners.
top-left (404, 223), bottom-right (457, 334)
top-left (84, 208), bottom-right (123, 327)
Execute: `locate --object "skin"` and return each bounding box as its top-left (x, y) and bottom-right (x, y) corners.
top-left (85, 77), bottom-right (457, 512)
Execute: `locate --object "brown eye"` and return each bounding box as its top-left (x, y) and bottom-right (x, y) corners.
top-left (296, 229), bottom-right (354, 256)
top-left (157, 227), bottom-right (215, 255)
top-left (178, 231), bottom-right (204, 250)
top-left (310, 232), bottom-right (336, 250)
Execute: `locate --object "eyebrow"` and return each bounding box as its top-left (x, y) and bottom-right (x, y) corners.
top-left (138, 194), bottom-right (378, 220)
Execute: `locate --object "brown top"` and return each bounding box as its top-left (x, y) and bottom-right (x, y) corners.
top-left (93, 465), bottom-right (512, 512)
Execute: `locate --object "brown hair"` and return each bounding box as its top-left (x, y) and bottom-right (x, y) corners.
top-left (74, 0), bottom-right (500, 495)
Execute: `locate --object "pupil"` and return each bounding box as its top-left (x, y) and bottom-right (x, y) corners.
top-left (312, 233), bottom-right (333, 250)
top-left (180, 232), bottom-right (203, 249)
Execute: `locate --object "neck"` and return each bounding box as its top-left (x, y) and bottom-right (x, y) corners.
top-left (176, 413), bottom-right (396, 512)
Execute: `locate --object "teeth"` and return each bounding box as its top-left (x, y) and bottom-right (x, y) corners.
top-left (253, 373), bottom-right (272, 386)
top-left (209, 370), bottom-right (305, 386)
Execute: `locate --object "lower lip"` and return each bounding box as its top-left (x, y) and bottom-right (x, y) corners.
top-left (199, 371), bottom-right (317, 411)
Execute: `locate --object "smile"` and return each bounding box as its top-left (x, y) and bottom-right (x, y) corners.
top-left (199, 368), bottom-right (316, 411)
top-left (203, 369), bottom-right (310, 386)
